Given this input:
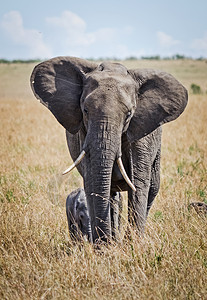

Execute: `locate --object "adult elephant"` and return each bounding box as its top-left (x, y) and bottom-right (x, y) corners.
top-left (31, 57), bottom-right (188, 244)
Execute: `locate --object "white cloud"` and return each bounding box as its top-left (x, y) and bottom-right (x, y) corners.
top-left (191, 33), bottom-right (207, 52)
top-left (1, 11), bottom-right (52, 58)
top-left (46, 11), bottom-right (95, 47)
top-left (0, 10), bottom-right (134, 59)
top-left (123, 26), bottom-right (134, 35)
top-left (45, 11), bottom-right (133, 58)
top-left (157, 31), bottom-right (180, 48)
top-left (93, 27), bottom-right (117, 43)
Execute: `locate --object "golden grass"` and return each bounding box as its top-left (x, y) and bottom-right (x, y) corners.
top-left (0, 60), bottom-right (207, 299)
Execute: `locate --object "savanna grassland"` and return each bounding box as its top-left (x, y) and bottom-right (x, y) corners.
top-left (0, 59), bottom-right (207, 299)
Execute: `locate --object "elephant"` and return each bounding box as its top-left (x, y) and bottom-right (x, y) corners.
top-left (30, 56), bottom-right (188, 244)
top-left (66, 188), bottom-right (122, 242)
top-left (66, 188), bottom-right (92, 241)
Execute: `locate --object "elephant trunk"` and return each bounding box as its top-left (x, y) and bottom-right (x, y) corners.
top-left (82, 217), bottom-right (92, 243)
top-left (84, 121), bottom-right (120, 243)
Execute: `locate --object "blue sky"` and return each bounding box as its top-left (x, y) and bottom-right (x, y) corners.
top-left (0, 0), bottom-right (207, 59)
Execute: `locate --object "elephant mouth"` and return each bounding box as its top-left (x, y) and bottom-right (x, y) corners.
top-left (62, 150), bottom-right (136, 192)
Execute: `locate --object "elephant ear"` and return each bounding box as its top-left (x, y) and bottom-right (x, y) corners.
top-left (30, 56), bottom-right (97, 134)
top-left (127, 69), bottom-right (188, 142)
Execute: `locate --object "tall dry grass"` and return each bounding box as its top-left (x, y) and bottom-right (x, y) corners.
top-left (0, 60), bottom-right (206, 299)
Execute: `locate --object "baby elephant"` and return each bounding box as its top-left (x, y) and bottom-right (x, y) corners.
top-left (66, 188), bottom-right (92, 242)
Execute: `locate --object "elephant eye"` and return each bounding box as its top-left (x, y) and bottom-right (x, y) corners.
top-left (84, 108), bottom-right (88, 115)
top-left (79, 211), bottom-right (84, 220)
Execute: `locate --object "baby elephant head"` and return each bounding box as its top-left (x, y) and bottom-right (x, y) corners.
top-left (66, 188), bottom-right (91, 242)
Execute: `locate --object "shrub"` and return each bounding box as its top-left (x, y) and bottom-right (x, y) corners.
top-left (191, 83), bottom-right (202, 94)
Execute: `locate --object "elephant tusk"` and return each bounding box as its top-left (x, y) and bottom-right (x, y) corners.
top-left (117, 157), bottom-right (136, 192)
top-left (62, 150), bottom-right (86, 175)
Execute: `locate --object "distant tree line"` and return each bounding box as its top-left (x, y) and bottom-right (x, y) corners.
top-left (0, 59), bottom-right (41, 64)
top-left (87, 54), bottom-right (206, 61)
top-left (0, 54), bottom-right (206, 63)
top-left (125, 54), bottom-right (206, 61)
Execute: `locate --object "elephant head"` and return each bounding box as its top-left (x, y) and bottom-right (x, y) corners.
top-left (66, 188), bottom-right (91, 242)
top-left (31, 56), bottom-right (188, 243)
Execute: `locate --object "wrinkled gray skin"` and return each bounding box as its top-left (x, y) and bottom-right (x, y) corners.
top-left (66, 188), bottom-right (92, 241)
top-left (66, 188), bottom-right (122, 242)
top-left (31, 56), bottom-right (188, 244)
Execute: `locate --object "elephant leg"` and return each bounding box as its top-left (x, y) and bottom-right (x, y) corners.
top-left (110, 192), bottom-right (122, 240)
top-left (128, 185), bottom-right (150, 234)
top-left (127, 141), bottom-right (152, 234)
top-left (147, 148), bottom-right (161, 215)
top-left (118, 193), bottom-right (123, 231)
